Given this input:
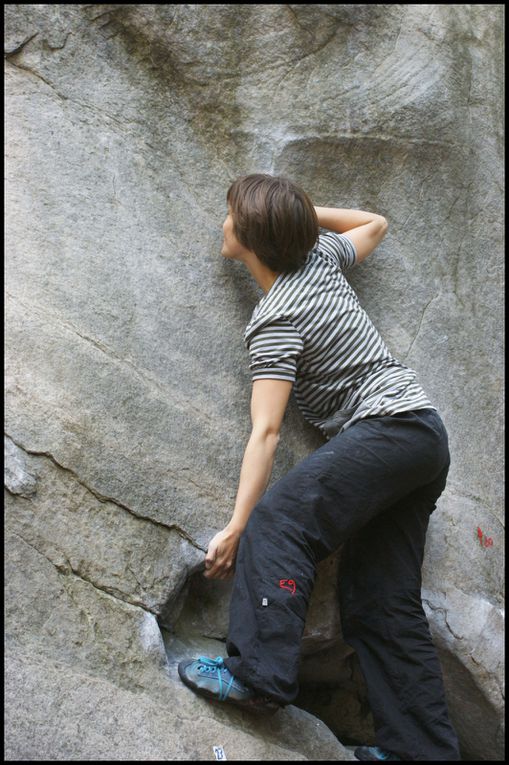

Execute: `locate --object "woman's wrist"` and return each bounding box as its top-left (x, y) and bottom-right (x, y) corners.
top-left (225, 521), bottom-right (244, 537)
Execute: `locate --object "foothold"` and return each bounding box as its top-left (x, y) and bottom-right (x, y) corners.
top-left (4, 436), bottom-right (38, 497)
top-left (262, 597), bottom-right (268, 606)
top-left (213, 746), bottom-right (227, 760)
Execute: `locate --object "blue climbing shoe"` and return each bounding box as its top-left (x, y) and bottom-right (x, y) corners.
top-left (177, 656), bottom-right (280, 715)
top-left (354, 745), bottom-right (402, 760)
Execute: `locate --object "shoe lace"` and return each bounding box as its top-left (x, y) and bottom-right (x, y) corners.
top-left (197, 656), bottom-right (235, 701)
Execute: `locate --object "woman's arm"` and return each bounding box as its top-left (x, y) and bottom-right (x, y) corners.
top-left (315, 206), bottom-right (389, 264)
top-left (203, 378), bottom-right (293, 579)
top-left (314, 206), bottom-right (387, 232)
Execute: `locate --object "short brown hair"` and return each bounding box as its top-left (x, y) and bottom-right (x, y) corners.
top-left (226, 174), bottom-right (319, 273)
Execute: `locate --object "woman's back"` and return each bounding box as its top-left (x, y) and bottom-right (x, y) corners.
top-left (244, 231), bottom-right (434, 437)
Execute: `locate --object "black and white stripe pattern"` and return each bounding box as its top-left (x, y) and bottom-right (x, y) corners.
top-left (244, 231), bottom-right (435, 437)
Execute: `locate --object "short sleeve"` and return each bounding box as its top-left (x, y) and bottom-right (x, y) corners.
top-left (246, 318), bottom-right (304, 383)
top-left (316, 231), bottom-right (357, 272)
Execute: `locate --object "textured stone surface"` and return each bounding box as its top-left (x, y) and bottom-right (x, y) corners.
top-left (5, 644), bottom-right (357, 762)
top-left (4, 3), bottom-right (504, 761)
top-left (4, 435), bottom-right (38, 496)
top-left (422, 585), bottom-right (505, 761)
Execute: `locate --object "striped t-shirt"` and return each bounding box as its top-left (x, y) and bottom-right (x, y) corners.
top-left (243, 231), bottom-right (435, 439)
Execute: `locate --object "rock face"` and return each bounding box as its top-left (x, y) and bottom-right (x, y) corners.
top-left (4, 4), bottom-right (504, 761)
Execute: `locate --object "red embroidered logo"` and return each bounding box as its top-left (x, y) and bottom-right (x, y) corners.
top-left (279, 579), bottom-right (296, 596)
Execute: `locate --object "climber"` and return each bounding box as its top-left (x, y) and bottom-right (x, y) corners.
top-left (178, 174), bottom-right (462, 761)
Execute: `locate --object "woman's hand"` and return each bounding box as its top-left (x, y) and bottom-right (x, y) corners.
top-left (204, 526), bottom-right (242, 580)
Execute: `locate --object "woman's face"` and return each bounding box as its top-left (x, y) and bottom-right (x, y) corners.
top-left (221, 207), bottom-right (250, 261)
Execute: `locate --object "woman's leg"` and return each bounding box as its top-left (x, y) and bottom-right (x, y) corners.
top-left (338, 468), bottom-right (461, 760)
top-left (224, 408), bottom-right (451, 706)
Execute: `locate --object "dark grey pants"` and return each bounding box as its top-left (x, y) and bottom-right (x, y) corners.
top-left (224, 408), bottom-right (461, 761)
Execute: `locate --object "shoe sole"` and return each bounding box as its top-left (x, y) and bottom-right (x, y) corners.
top-left (354, 746), bottom-right (398, 761)
top-left (177, 662), bottom-right (280, 716)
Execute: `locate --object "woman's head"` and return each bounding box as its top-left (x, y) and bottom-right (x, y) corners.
top-left (225, 174), bottom-right (318, 273)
